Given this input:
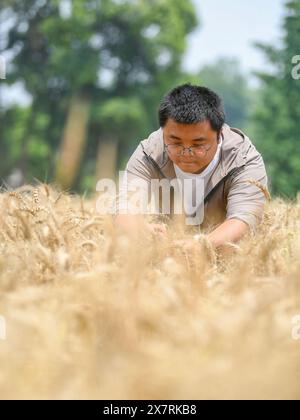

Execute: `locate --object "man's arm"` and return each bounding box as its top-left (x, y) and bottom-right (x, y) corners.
top-left (207, 218), bottom-right (249, 249)
top-left (206, 152), bottom-right (269, 250)
top-left (224, 153), bottom-right (269, 234)
top-left (113, 140), bottom-right (168, 237)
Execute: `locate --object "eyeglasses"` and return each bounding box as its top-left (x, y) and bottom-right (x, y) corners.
top-left (164, 142), bottom-right (213, 158)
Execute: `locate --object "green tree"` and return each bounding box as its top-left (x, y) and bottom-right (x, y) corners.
top-left (0, 0), bottom-right (198, 190)
top-left (252, 0), bottom-right (300, 197)
top-left (198, 57), bottom-right (252, 130)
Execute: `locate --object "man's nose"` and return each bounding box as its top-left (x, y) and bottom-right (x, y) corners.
top-left (182, 147), bottom-right (192, 156)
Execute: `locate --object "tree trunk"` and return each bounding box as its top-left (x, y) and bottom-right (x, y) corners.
top-left (96, 134), bottom-right (118, 182)
top-left (56, 92), bottom-right (90, 189)
top-left (17, 106), bottom-right (36, 184)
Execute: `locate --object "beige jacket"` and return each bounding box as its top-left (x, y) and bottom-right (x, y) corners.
top-left (123, 124), bottom-right (269, 233)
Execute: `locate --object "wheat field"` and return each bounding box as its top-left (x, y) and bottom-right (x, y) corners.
top-left (0, 184), bottom-right (299, 400)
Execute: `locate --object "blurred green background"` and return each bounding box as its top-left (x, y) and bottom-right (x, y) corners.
top-left (0, 0), bottom-right (299, 197)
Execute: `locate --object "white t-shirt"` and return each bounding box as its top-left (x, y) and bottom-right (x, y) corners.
top-left (173, 137), bottom-right (223, 216)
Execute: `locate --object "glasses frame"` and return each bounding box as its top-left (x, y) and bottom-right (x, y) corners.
top-left (164, 138), bottom-right (219, 158)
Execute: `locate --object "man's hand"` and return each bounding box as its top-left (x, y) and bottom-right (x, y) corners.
top-left (114, 214), bottom-right (168, 238)
top-left (146, 222), bottom-right (168, 237)
top-left (172, 234), bottom-right (217, 265)
top-left (173, 237), bottom-right (203, 253)
top-left (207, 218), bottom-right (249, 248)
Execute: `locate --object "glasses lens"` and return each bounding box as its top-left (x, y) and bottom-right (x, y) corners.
top-left (193, 146), bottom-right (206, 157)
top-left (166, 145), bottom-right (182, 155)
top-left (166, 144), bottom-right (209, 157)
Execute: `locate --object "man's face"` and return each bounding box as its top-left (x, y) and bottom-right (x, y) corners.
top-left (163, 119), bottom-right (221, 174)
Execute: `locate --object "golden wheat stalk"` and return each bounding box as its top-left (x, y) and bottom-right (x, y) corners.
top-left (245, 178), bottom-right (272, 201)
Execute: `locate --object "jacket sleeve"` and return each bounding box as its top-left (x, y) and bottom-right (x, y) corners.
top-left (114, 143), bottom-right (154, 214)
top-left (225, 153), bottom-right (269, 233)
top-left (125, 143), bottom-right (155, 183)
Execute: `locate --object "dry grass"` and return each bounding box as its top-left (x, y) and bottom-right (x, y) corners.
top-left (0, 184), bottom-right (299, 400)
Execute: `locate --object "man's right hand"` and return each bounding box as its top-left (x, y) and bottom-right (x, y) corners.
top-left (146, 222), bottom-right (168, 237)
top-left (114, 214), bottom-right (168, 238)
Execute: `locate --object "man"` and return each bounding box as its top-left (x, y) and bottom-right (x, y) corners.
top-left (114, 83), bottom-right (269, 250)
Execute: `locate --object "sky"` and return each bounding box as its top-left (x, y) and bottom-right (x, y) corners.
top-left (183, 0), bottom-right (285, 81)
top-left (0, 0), bottom-right (286, 106)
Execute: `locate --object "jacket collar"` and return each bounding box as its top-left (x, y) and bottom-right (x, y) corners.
top-left (140, 124), bottom-right (247, 198)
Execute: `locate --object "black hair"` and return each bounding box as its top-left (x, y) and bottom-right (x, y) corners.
top-left (158, 83), bottom-right (225, 132)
